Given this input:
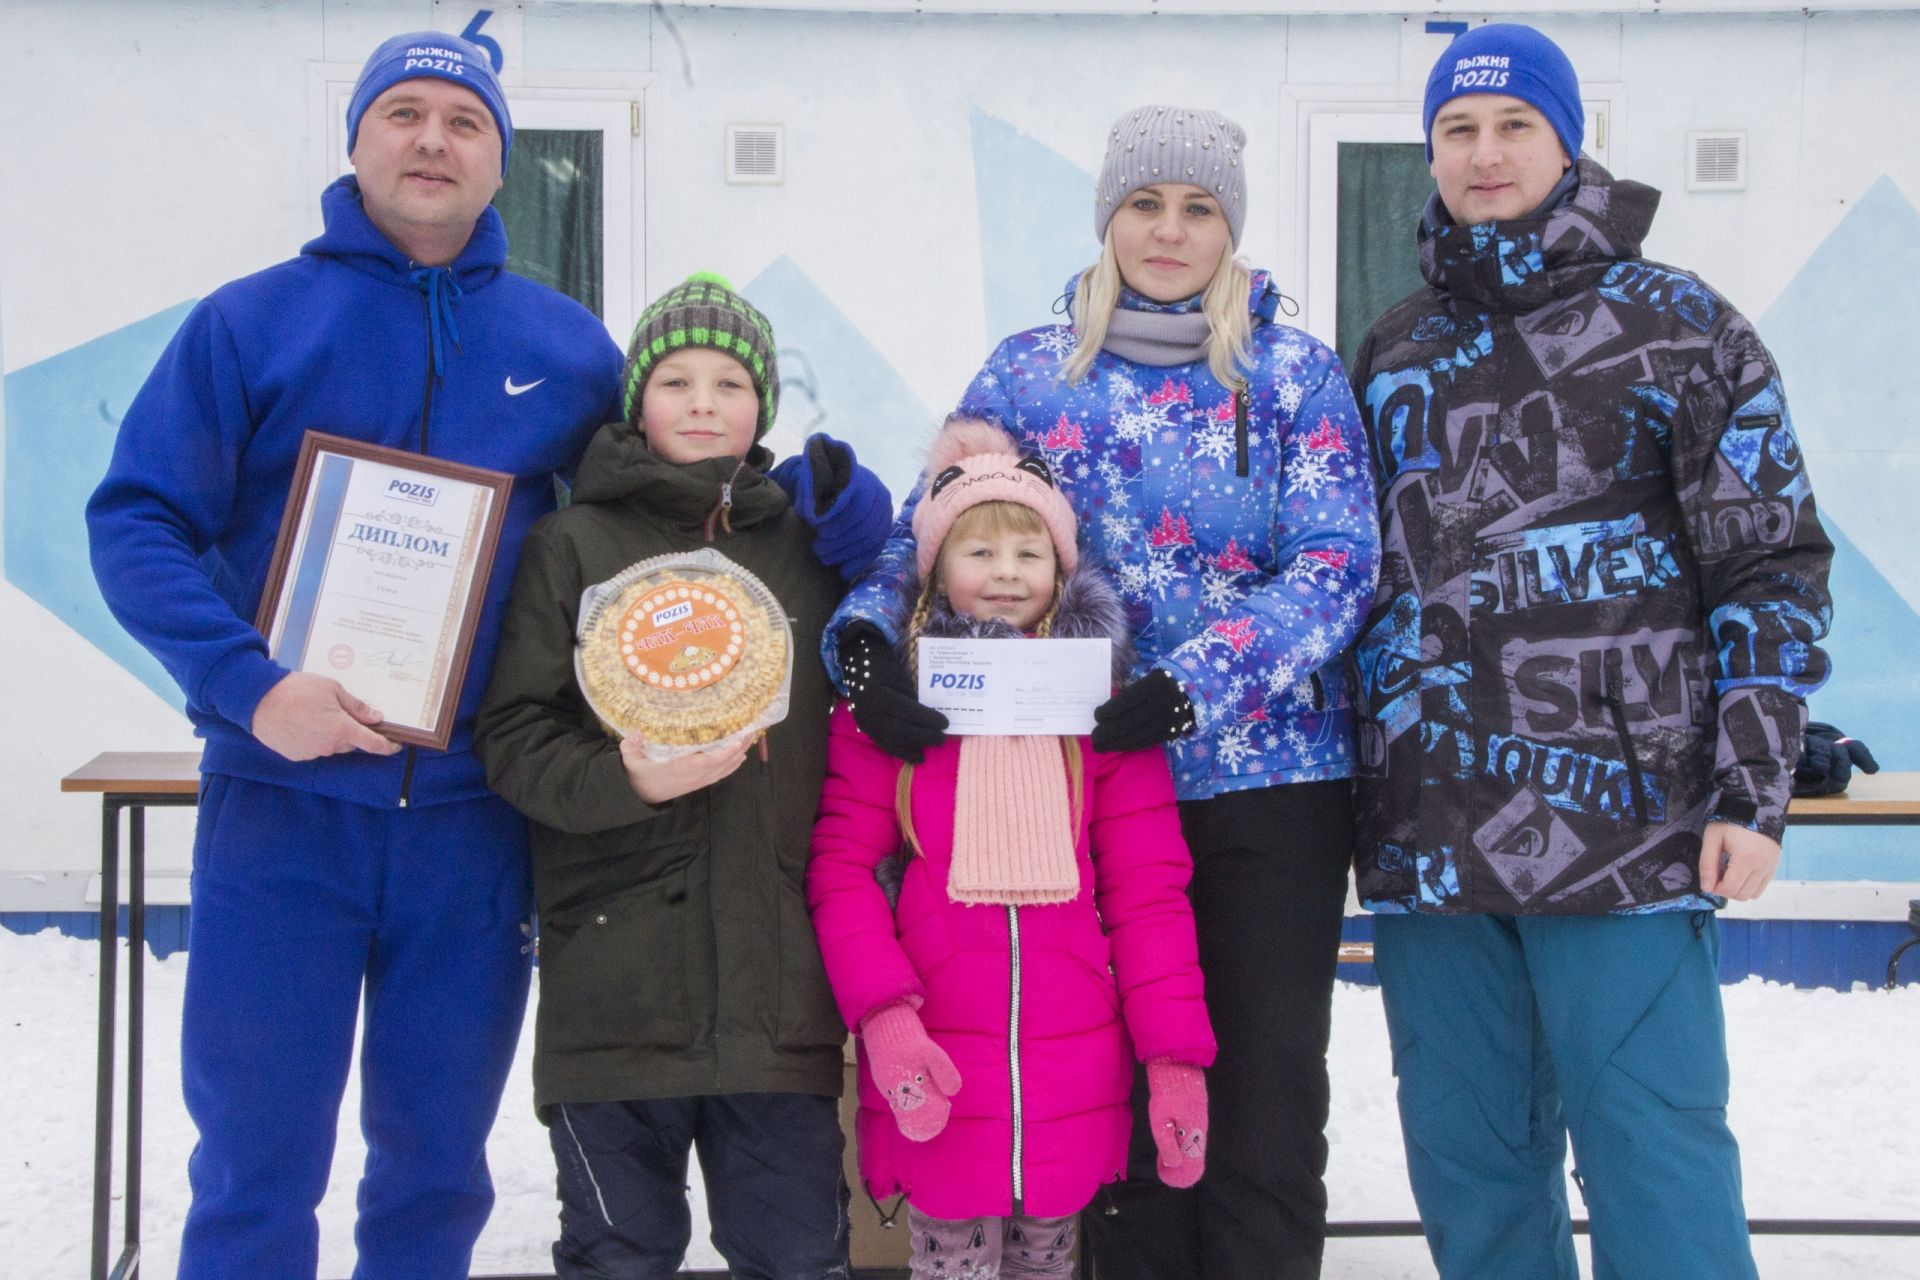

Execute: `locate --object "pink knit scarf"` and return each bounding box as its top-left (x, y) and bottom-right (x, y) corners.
top-left (947, 735), bottom-right (1081, 906)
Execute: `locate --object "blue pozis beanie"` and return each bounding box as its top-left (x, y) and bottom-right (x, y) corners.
top-left (346, 32), bottom-right (513, 174)
top-left (1422, 24), bottom-right (1582, 164)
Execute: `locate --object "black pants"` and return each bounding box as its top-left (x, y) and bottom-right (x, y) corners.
top-left (1082, 780), bottom-right (1354, 1280)
top-left (549, 1092), bottom-right (851, 1279)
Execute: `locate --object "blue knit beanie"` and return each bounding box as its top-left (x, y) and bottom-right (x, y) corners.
top-left (1422, 24), bottom-right (1582, 164)
top-left (346, 32), bottom-right (513, 175)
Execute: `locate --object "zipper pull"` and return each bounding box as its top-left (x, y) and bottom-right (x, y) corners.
top-left (703, 461), bottom-right (746, 540)
top-left (396, 745), bottom-right (417, 808)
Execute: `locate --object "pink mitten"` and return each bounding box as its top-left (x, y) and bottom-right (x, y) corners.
top-left (860, 1001), bottom-right (963, 1142)
top-left (1147, 1059), bottom-right (1208, 1188)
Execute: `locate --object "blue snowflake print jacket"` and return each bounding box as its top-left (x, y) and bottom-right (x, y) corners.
top-left (826, 272), bottom-right (1380, 801)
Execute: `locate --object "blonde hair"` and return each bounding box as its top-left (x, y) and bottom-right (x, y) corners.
top-left (1059, 227), bottom-right (1253, 393)
top-left (895, 500), bottom-right (1083, 858)
top-left (933, 496), bottom-right (1056, 554)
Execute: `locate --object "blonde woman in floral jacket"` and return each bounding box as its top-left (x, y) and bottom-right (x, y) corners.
top-left (826, 106), bottom-right (1378, 1280)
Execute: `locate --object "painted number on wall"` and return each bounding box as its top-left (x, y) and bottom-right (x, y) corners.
top-left (460, 10), bottom-right (504, 73)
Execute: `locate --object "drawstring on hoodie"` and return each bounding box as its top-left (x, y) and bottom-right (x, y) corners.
top-left (702, 459), bottom-right (748, 541)
top-left (410, 265), bottom-right (464, 381)
top-left (870, 1191), bottom-right (907, 1230)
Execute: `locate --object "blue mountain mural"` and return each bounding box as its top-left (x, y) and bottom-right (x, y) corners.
top-left (969, 107), bottom-right (1101, 348)
top-left (745, 255), bottom-right (934, 500)
top-left (1756, 176), bottom-right (1920, 879)
top-left (4, 302), bottom-right (197, 711)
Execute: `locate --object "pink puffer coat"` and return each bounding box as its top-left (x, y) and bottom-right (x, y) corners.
top-left (808, 701), bottom-right (1215, 1220)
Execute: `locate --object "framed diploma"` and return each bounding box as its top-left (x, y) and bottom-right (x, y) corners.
top-left (254, 432), bottom-right (514, 750)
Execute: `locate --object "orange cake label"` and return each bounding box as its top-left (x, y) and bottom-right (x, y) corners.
top-left (616, 580), bottom-right (747, 691)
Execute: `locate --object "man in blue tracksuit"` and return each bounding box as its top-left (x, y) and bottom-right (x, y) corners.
top-left (1349, 25), bottom-right (1833, 1280)
top-left (86, 34), bottom-right (622, 1279)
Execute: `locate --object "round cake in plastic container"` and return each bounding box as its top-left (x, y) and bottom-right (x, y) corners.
top-left (574, 547), bottom-right (793, 758)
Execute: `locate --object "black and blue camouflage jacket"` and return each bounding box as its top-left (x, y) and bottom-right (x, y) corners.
top-left (1349, 158), bottom-right (1833, 915)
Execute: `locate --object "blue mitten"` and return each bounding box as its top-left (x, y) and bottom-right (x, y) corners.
top-left (771, 434), bottom-right (894, 581)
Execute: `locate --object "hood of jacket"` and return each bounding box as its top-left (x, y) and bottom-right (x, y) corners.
top-left (1060, 267), bottom-right (1286, 328)
top-left (300, 174), bottom-right (507, 293)
top-left (567, 417), bottom-right (790, 532)
top-left (901, 558), bottom-right (1137, 683)
top-left (1417, 157), bottom-right (1661, 313)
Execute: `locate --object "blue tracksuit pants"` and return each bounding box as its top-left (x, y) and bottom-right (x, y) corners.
top-left (178, 774), bottom-right (534, 1280)
top-left (1372, 910), bottom-right (1758, 1280)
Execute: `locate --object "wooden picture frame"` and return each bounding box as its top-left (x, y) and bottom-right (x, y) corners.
top-left (254, 431), bottom-right (514, 750)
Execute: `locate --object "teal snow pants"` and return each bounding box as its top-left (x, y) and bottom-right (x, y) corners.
top-left (1372, 910), bottom-right (1758, 1280)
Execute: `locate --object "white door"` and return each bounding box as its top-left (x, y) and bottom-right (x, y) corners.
top-left (506, 96), bottom-right (641, 344)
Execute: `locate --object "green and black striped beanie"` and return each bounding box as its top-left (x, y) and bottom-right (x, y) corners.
top-left (621, 272), bottom-right (780, 437)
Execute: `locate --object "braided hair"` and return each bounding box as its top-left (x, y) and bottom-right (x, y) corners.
top-left (895, 501), bottom-right (1082, 858)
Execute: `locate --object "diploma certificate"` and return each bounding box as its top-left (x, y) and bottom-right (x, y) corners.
top-left (255, 432), bottom-right (514, 750)
top-left (916, 637), bottom-right (1112, 736)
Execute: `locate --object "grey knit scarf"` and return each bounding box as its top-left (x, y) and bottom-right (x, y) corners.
top-left (1085, 302), bottom-right (1213, 367)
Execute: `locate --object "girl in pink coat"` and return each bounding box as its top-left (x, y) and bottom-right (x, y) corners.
top-left (809, 417), bottom-right (1216, 1278)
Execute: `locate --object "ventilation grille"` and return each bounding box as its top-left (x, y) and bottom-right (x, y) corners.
top-left (1687, 131), bottom-right (1747, 192)
top-left (726, 124), bottom-right (783, 185)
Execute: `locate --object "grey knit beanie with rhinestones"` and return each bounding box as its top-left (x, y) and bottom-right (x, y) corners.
top-left (1094, 105), bottom-right (1248, 246)
top-left (621, 272), bottom-right (780, 438)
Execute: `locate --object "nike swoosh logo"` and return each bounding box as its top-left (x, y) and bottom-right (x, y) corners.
top-left (504, 377), bottom-right (546, 396)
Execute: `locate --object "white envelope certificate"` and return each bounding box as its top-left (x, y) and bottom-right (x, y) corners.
top-left (916, 637), bottom-right (1112, 736)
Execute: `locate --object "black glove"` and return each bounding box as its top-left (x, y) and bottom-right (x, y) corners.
top-left (1091, 669), bottom-right (1197, 754)
top-left (803, 432), bottom-right (856, 511)
top-left (841, 621), bottom-right (948, 764)
top-left (1792, 721), bottom-right (1879, 797)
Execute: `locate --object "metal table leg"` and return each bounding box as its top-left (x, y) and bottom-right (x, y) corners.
top-left (88, 792), bottom-right (190, 1280)
top-left (91, 801), bottom-right (119, 1280)
top-left (119, 803), bottom-right (146, 1280)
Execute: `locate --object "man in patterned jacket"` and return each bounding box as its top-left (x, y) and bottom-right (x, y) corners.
top-left (1349, 24), bottom-right (1832, 1280)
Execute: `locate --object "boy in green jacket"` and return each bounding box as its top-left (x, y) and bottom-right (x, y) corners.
top-left (476, 274), bottom-right (891, 1278)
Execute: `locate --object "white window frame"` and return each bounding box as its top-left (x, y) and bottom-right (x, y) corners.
top-left (307, 65), bottom-right (654, 344)
top-left (1279, 84), bottom-right (1624, 352)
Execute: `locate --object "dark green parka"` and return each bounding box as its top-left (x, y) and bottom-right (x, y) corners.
top-left (476, 420), bottom-right (846, 1115)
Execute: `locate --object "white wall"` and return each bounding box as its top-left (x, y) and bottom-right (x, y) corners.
top-left (4, 0), bottom-right (1917, 906)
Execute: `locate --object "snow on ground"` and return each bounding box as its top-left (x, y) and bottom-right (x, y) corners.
top-left (4, 928), bottom-right (1916, 1278)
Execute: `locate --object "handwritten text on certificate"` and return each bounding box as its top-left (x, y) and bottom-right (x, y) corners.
top-left (916, 638), bottom-right (1112, 736)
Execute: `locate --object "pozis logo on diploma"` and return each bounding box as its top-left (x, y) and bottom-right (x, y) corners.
top-left (916, 638), bottom-right (1112, 736)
